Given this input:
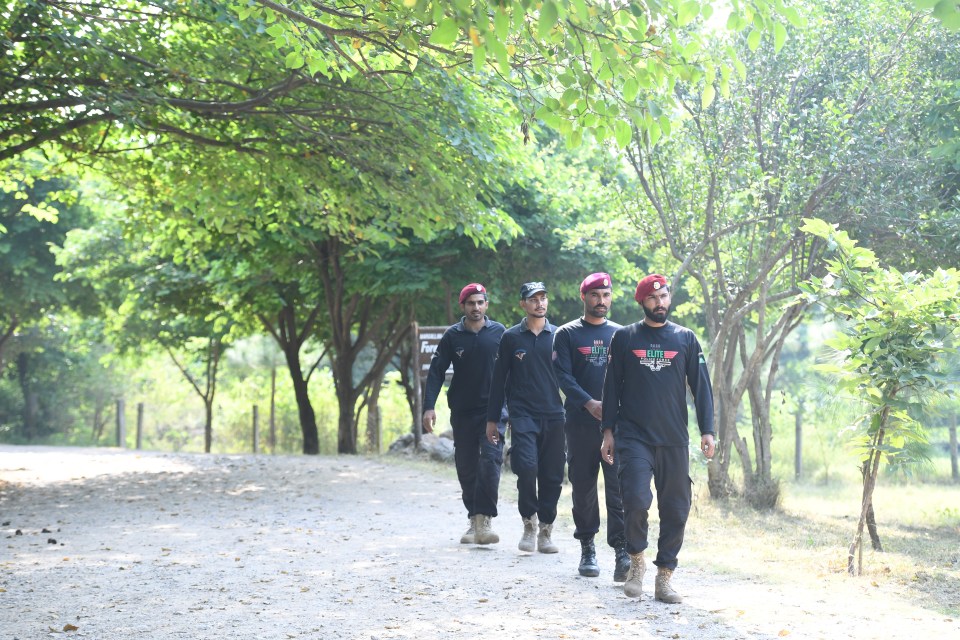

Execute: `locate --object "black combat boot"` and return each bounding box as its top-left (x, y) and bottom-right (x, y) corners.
top-left (613, 539), bottom-right (631, 582)
top-left (578, 537), bottom-right (600, 577)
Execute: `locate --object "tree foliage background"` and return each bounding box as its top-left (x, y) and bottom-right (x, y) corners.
top-left (1, 0), bottom-right (958, 517)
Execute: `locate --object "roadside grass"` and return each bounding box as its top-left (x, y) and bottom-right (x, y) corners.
top-left (683, 471), bottom-right (960, 617)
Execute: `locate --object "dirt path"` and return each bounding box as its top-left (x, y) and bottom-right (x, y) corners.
top-left (1, 445), bottom-right (956, 639)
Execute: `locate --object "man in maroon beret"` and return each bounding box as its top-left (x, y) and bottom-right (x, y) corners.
top-left (600, 274), bottom-right (716, 603)
top-left (553, 272), bottom-right (630, 581)
top-left (423, 282), bottom-right (507, 546)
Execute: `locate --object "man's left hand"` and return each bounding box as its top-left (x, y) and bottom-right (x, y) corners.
top-left (700, 433), bottom-right (716, 459)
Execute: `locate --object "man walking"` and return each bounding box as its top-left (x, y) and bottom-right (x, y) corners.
top-left (423, 282), bottom-right (506, 546)
top-left (600, 274), bottom-right (716, 603)
top-left (486, 282), bottom-right (566, 554)
top-left (554, 272), bottom-right (629, 581)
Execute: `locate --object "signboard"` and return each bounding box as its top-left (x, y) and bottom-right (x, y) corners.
top-left (417, 325), bottom-right (452, 383)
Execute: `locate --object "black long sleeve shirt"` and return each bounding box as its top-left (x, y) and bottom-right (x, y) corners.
top-left (553, 317), bottom-right (621, 426)
top-left (601, 320), bottom-right (714, 445)
top-left (486, 317), bottom-right (565, 423)
top-left (423, 317), bottom-right (505, 417)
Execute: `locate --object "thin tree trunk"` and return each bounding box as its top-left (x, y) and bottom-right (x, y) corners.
top-left (366, 374), bottom-right (383, 454)
top-left (849, 416), bottom-right (887, 575)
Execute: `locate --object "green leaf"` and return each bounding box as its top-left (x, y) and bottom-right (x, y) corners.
top-left (494, 8), bottom-right (509, 41)
top-left (429, 18), bottom-right (459, 46)
top-left (702, 84), bottom-right (716, 109)
top-left (678, 1), bottom-right (701, 27)
top-left (622, 77), bottom-right (640, 102)
top-left (284, 51), bottom-right (304, 69)
top-left (933, 0), bottom-right (960, 20)
top-left (472, 45), bottom-right (486, 73)
top-left (783, 7), bottom-right (807, 28)
top-left (566, 128), bottom-right (583, 150)
top-left (614, 120), bottom-right (632, 148)
top-left (539, 1), bottom-right (559, 39)
top-left (747, 29), bottom-right (762, 52)
top-left (773, 22), bottom-right (787, 53)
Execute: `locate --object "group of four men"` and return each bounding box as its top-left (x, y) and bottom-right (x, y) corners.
top-left (421, 273), bottom-right (715, 603)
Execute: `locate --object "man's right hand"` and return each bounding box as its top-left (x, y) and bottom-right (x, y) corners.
top-left (601, 429), bottom-right (615, 465)
top-left (422, 409), bottom-right (436, 434)
top-left (584, 399), bottom-right (603, 421)
top-left (485, 421), bottom-right (499, 445)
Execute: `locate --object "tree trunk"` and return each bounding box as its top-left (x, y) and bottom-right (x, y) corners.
top-left (866, 501), bottom-right (883, 552)
top-left (269, 365), bottom-right (277, 452)
top-left (261, 305), bottom-right (321, 455)
top-left (0, 317), bottom-right (16, 375)
top-left (284, 345), bottom-right (319, 454)
top-left (336, 383), bottom-right (359, 454)
top-left (203, 398), bottom-right (214, 453)
top-left (849, 417), bottom-right (887, 575)
top-left (366, 374), bottom-right (383, 454)
top-left (15, 352), bottom-right (38, 440)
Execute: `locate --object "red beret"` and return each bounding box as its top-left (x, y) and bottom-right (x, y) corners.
top-left (634, 274), bottom-right (668, 302)
top-left (459, 283), bottom-right (487, 304)
top-left (579, 272), bottom-right (612, 294)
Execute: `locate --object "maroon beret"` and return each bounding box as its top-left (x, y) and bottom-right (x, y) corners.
top-left (459, 283), bottom-right (487, 304)
top-left (579, 272), bottom-right (612, 294)
top-left (634, 274), bottom-right (669, 302)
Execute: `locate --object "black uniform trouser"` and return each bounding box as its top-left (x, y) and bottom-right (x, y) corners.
top-left (510, 415), bottom-right (566, 525)
top-left (451, 411), bottom-right (505, 518)
top-left (616, 434), bottom-right (691, 570)
top-left (564, 420), bottom-right (625, 547)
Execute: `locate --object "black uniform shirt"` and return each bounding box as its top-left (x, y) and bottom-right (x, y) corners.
top-left (553, 317), bottom-right (621, 426)
top-left (486, 317), bottom-right (565, 422)
top-left (601, 320), bottom-right (714, 445)
top-left (423, 317), bottom-right (506, 417)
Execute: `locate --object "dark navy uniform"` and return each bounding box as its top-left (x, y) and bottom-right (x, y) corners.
top-left (486, 317), bottom-right (566, 525)
top-left (553, 317), bottom-right (625, 547)
top-left (424, 317), bottom-right (506, 517)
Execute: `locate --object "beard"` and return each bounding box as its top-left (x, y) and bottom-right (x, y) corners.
top-left (643, 304), bottom-right (669, 324)
top-left (586, 304), bottom-right (608, 319)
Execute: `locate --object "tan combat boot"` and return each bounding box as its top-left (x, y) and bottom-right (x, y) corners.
top-left (655, 567), bottom-right (683, 604)
top-left (623, 552), bottom-right (646, 598)
top-left (474, 514), bottom-right (500, 545)
top-left (460, 516), bottom-right (476, 544)
top-left (518, 515), bottom-right (538, 552)
top-left (537, 522), bottom-right (559, 554)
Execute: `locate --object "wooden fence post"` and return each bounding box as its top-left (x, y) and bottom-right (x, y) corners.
top-left (115, 398), bottom-right (126, 448)
top-left (136, 402), bottom-right (144, 450)
top-left (795, 400), bottom-right (803, 481)
top-left (253, 405), bottom-right (260, 454)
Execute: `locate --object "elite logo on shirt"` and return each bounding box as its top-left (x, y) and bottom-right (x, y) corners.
top-left (514, 349), bottom-right (527, 361)
top-left (632, 348), bottom-right (678, 372)
top-left (577, 339), bottom-right (608, 367)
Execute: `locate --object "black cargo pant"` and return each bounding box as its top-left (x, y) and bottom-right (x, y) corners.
top-left (616, 433), bottom-right (692, 570)
top-left (564, 419), bottom-right (625, 547)
top-left (451, 411), bottom-right (505, 518)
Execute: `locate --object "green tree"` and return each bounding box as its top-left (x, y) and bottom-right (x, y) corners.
top-left (56, 217), bottom-right (235, 453)
top-left (0, 173), bottom-right (93, 374)
top-left (799, 217), bottom-right (960, 575)
top-left (239, 0), bottom-right (800, 148)
top-left (609, 0), bottom-right (957, 501)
